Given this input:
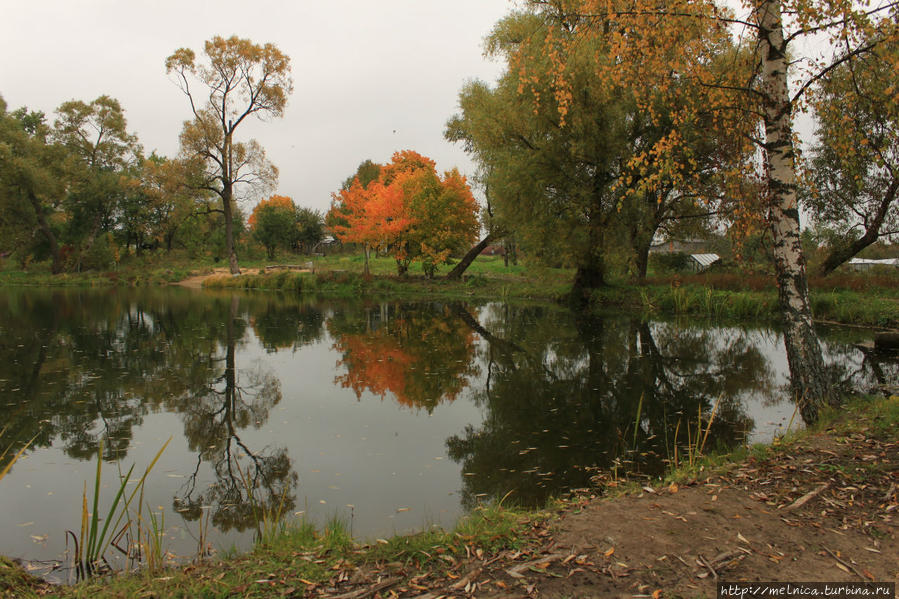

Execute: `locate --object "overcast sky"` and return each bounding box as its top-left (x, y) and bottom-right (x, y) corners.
top-left (0, 0), bottom-right (514, 213)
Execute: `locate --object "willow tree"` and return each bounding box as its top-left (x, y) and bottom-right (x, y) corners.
top-left (0, 98), bottom-right (66, 273)
top-left (513, 0), bottom-right (897, 422)
top-left (166, 36), bottom-right (293, 274)
top-left (804, 37), bottom-right (899, 275)
top-left (447, 8), bottom-right (749, 288)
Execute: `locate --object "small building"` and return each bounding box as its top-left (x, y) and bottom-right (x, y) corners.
top-left (689, 253), bottom-right (720, 272)
top-left (311, 235), bottom-right (338, 256)
top-left (649, 239), bottom-right (710, 254)
top-left (847, 258), bottom-right (899, 271)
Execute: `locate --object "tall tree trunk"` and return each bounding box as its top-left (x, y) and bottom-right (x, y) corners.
top-left (758, 0), bottom-right (834, 424)
top-left (446, 231), bottom-right (500, 280)
top-left (816, 180), bottom-right (898, 276)
top-left (222, 132), bottom-right (241, 275)
top-left (75, 213), bottom-right (104, 272)
top-left (27, 190), bottom-right (63, 274)
top-left (165, 228), bottom-right (176, 252)
top-left (571, 217), bottom-right (607, 300)
top-left (572, 261), bottom-right (606, 296)
top-left (223, 181), bottom-right (240, 275)
top-left (631, 222), bottom-right (652, 281)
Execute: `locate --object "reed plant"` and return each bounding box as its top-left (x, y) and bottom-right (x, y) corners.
top-left (137, 504), bottom-right (166, 573)
top-left (670, 395), bottom-right (722, 469)
top-left (0, 426), bottom-right (35, 483)
top-left (234, 459), bottom-right (292, 546)
top-left (67, 437), bottom-right (171, 579)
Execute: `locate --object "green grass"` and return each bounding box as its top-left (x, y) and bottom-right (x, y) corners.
top-left (203, 255), bottom-right (572, 302)
top-left (43, 500), bottom-right (538, 599)
top-left (0, 556), bottom-right (48, 599)
top-left (3, 252), bottom-right (897, 327)
top-left (590, 280), bottom-right (899, 327)
top-left (661, 394), bottom-right (899, 486)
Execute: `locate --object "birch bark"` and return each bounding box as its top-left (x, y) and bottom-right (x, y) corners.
top-left (757, 0), bottom-right (834, 423)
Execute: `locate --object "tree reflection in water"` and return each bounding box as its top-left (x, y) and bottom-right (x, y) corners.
top-left (327, 302), bottom-right (478, 412)
top-left (1, 288), bottom-right (893, 549)
top-left (446, 305), bottom-right (776, 509)
top-left (172, 296), bottom-right (297, 534)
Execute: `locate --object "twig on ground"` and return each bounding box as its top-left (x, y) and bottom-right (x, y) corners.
top-left (823, 547), bottom-right (867, 581)
top-left (329, 576), bottom-right (402, 599)
top-left (786, 483), bottom-right (829, 510)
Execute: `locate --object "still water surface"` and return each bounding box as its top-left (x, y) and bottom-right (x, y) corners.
top-left (0, 287), bottom-right (890, 571)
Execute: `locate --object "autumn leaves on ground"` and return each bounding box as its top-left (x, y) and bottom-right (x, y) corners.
top-left (7, 397), bottom-right (895, 599)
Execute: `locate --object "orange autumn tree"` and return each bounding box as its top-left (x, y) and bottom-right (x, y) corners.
top-left (328, 176), bottom-right (411, 275)
top-left (328, 151), bottom-right (479, 277)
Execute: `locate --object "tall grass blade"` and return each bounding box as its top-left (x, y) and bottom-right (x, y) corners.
top-left (72, 436), bottom-right (171, 577)
top-left (87, 442), bottom-right (103, 564)
top-left (104, 437), bottom-right (172, 552)
top-left (0, 429), bottom-right (38, 482)
top-left (632, 392), bottom-right (644, 447)
top-left (699, 395), bottom-right (723, 455)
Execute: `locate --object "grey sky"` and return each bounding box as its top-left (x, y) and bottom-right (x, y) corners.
top-left (0, 0), bottom-right (512, 214)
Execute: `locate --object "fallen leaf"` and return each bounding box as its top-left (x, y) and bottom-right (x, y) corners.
top-left (604, 547), bottom-right (615, 558)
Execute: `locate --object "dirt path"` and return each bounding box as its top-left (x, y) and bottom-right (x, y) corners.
top-left (174, 268), bottom-right (232, 288)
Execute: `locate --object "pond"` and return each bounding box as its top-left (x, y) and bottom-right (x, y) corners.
top-left (0, 286), bottom-right (892, 579)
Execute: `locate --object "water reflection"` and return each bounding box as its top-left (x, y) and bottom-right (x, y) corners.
top-left (171, 297), bottom-right (296, 533)
top-left (0, 288), bottom-right (892, 565)
top-left (445, 307), bottom-right (773, 508)
top-left (328, 302), bottom-right (478, 412)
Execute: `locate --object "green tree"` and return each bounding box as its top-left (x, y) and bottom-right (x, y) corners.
top-left (803, 39), bottom-right (899, 275)
top-left (252, 197), bottom-right (298, 259)
top-left (403, 167), bottom-right (480, 278)
top-left (294, 206), bottom-right (324, 254)
top-left (341, 159), bottom-right (382, 191)
top-left (53, 95), bottom-right (140, 270)
top-left (138, 154), bottom-right (208, 252)
top-left (166, 35), bottom-right (293, 275)
top-left (446, 10), bottom-right (743, 288)
top-left (0, 97), bottom-right (68, 273)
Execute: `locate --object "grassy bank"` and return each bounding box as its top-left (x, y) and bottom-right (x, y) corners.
top-left (592, 271), bottom-right (899, 328)
top-left (3, 254), bottom-right (897, 327)
top-left (5, 394), bottom-right (895, 598)
top-left (6, 502), bottom-right (549, 599)
top-left (205, 262), bottom-right (899, 328)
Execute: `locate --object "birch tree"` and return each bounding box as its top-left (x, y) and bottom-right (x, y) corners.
top-left (514, 0), bottom-right (897, 423)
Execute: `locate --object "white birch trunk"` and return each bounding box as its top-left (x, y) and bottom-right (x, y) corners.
top-left (757, 0), bottom-right (833, 423)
